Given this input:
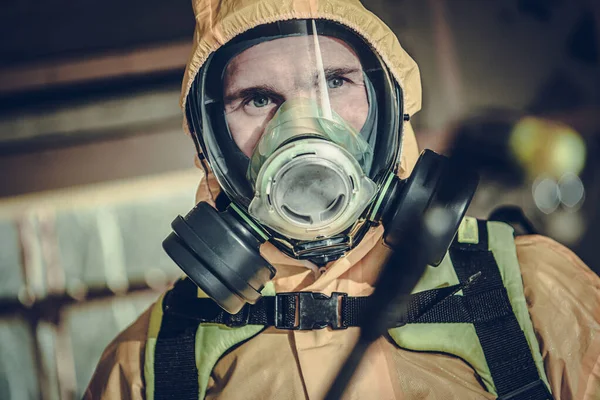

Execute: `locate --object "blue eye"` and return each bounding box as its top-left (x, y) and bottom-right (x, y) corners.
top-left (252, 95), bottom-right (271, 107)
top-left (327, 77), bottom-right (345, 89)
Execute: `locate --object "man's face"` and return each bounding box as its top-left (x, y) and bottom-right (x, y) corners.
top-left (223, 35), bottom-right (369, 157)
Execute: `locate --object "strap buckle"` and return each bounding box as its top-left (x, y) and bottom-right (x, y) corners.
top-left (275, 292), bottom-right (347, 330)
top-left (498, 379), bottom-right (553, 400)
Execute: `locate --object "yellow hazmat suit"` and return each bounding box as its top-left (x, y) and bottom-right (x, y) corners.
top-left (85, 0), bottom-right (600, 398)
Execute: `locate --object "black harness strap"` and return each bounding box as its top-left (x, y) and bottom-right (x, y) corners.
top-left (153, 220), bottom-right (553, 400)
top-left (154, 279), bottom-right (199, 400)
top-left (152, 278), bottom-right (476, 399)
top-left (450, 220), bottom-right (552, 400)
top-left (162, 278), bottom-right (474, 330)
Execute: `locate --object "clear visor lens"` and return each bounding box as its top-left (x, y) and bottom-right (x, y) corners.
top-left (222, 23), bottom-right (373, 171)
top-left (248, 98), bottom-right (373, 183)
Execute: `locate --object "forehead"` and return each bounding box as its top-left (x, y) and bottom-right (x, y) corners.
top-left (224, 35), bottom-right (362, 83)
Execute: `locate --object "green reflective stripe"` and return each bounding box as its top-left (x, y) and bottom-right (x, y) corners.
top-left (392, 218), bottom-right (489, 388)
top-left (196, 281), bottom-right (275, 398)
top-left (368, 172), bottom-right (395, 221)
top-left (144, 282), bottom-right (274, 400)
top-left (486, 221), bottom-right (551, 392)
top-left (195, 324), bottom-right (264, 398)
top-left (229, 202), bottom-right (270, 241)
top-left (411, 251), bottom-right (460, 294)
top-left (144, 293), bottom-right (166, 400)
top-left (389, 323), bottom-right (492, 390)
top-left (458, 216), bottom-right (479, 244)
top-left (389, 231), bottom-right (495, 394)
top-left (259, 281), bottom-right (276, 297)
top-left (146, 221), bottom-right (552, 399)
top-left (389, 219), bottom-right (552, 396)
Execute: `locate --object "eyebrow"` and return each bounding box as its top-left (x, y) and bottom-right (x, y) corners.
top-left (223, 66), bottom-right (363, 104)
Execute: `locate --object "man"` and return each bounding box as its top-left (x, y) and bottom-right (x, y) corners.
top-left (85, 0), bottom-right (600, 399)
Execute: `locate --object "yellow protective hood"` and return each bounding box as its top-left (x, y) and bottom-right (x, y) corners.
top-left (181, 0), bottom-right (422, 177)
top-left (82, 3), bottom-right (600, 399)
top-left (185, 0), bottom-right (422, 274)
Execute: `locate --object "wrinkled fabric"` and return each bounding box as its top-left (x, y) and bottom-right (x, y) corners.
top-left (85, 227), bottom-right (600, 399)
top-left (180, 0), bottom-right (421, 183)
top-left (85, 307), bottom-right (150, 400)
top-left (85, 0), bottom-right (600, 398)
top-left (180, 0), bottom-right (422, 127)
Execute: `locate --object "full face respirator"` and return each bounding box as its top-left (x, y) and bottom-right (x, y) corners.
top-left (163, 20), bottom-right (479, 314)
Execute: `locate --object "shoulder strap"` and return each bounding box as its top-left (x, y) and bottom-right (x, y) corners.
top-left (153, 279), bottom-right (200, 400)
top-left (149, 278), bottom-right (477, 400)
top-left (150, 220), bottom-right (553, 400)
top-left (450, 220), bottom-right (552, 400)
top-left (150, 279), bottom-right (265, 400)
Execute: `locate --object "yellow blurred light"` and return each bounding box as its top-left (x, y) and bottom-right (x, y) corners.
top-left (509, 117), bottom-right (586, 179)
